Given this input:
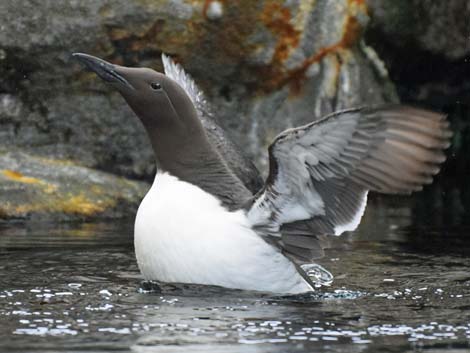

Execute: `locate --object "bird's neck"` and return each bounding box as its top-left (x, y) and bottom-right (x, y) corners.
top-left (149, 127), bottom-right (252, 209)
top-left (129, 92), bottom-right (253, 208)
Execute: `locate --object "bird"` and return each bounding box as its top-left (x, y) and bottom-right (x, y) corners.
top-left (73, 52), bottom-right (451, 294)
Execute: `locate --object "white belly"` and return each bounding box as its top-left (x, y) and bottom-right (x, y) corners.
top-left (134, 173), bottom-right (312, 294)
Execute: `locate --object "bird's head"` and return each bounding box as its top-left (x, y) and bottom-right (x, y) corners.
top-left (73, 52), bottom-right (216, 178)
top-left (73, 53), bottom-right (199, 134)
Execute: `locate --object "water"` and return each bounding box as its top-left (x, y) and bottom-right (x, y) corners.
top-left (0, 197), bottom-right (469, 352)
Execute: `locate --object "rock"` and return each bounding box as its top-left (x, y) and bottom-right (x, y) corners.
top-left (0, 1), bottom-right (400, 219)
top-left (0, 151), bottom-right (149, 220)
top-left (365, 0), bottom-right (469, 110)
top-left (0, 0), bottom-right (397, 180)
top-left (366, 0), bottom-right (470, 60)
top-left (364, 0), bottom-right (466, 209)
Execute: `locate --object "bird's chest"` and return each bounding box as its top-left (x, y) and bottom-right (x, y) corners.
top-left (132, 172), bottom-right (310, 293)
top-left (133, 173), bottom-right (256, 284)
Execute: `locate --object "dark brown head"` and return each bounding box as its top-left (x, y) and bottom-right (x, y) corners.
top-left (73, 53), bottom-right (213, 175)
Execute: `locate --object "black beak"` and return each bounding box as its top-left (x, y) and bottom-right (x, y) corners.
top-left (72, 53), bottom-right (134, 90)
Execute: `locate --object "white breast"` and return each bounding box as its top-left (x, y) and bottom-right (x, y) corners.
top-left (134, 172), bottom-right (312, 294)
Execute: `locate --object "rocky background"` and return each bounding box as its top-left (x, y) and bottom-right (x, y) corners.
top-left (0, 0), bottom-right (466, 220)
top-left (365, 0), bottom-right (470, 226)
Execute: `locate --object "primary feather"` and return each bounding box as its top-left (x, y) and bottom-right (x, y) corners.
top-left (247, 105), bottom-right (451, 263)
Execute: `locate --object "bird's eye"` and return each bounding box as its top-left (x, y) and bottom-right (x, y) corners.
top-left (150, 82), bottom-right (162, 90)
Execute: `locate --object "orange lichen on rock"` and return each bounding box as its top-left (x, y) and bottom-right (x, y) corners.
top-left (2, 170), bottom-right (41, 184)
top-left (261, 3), bottom-right (301, 64)
top-left (202, 0), bottom-right (212, 16)
top-left (286, 15), bottom-right (363, 93)
top-left (259, 1), bottom-right (367, 94)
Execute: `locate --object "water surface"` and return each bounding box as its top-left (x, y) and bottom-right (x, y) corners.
top-left (0, 196), bottom-right (469, 352)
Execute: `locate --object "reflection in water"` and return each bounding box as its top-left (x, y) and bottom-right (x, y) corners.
top-left (0, 193), bottom-right (469, 352)
top-left (0, 222), bottom-right (134, 249)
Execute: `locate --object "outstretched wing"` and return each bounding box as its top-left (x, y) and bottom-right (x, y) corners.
top-left (247, 105), bottom-right (451, 262)
top-left (162, 54), bottom-right (263, 194)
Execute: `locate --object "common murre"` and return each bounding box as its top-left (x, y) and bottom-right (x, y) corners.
top-left (73, 53), bottom-right (451, 294)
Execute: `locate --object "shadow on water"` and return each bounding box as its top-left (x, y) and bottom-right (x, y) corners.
top-left (0, 187), bottom-right (469, 353)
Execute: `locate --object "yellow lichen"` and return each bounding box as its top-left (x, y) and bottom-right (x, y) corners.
top-left (1, 193), bottom-right (115, 217)
top-left (42, 184), bottom-right (59, 194)
top-left (295, 0), bottom-right (317, 32)
top-left (0, 169), bottom-right (113, 217)
top-left (90, 185), bottom-right (104, 195)
top-left (2, 169), bottom-right (59, 194)
top-left (36, 155), bottom-right (81, 168)
top-left (2, 170), bottom-right (42, 184)
top-left (58, 194), bottom-right (109, 216)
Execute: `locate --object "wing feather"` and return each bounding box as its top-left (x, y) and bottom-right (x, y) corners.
top-left (247, 105), bottom-right (451, 263)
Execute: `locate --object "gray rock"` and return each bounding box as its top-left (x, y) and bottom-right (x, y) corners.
top-left (0, 0), bottom-right (398, 219)
top-left (366, 0), bottom-right (470, 60)
top-left (0, 0), bottom-right (396, 176)
top-left (0, 151), bottom-right (149, 220)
